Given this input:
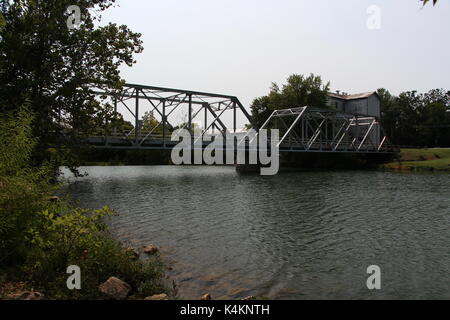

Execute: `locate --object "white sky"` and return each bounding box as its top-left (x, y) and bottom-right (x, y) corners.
top-left (99, 0), bottom-right (450, 126)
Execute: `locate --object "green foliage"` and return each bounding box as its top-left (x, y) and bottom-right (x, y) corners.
top-left (142, 111), bottom-right (162, 134)
top-left (0, 108), bottom-right (171, 299)
top-left (0, 105), bottom-right (55, 265)
top-left (0, 0), bottom-right (143, 172)
top-left (250, 74), bottom-right (330, 128)
top-left (383, 148), bottom-right (450, 172)
top-left (378, 88), bottom-right (450, 147)
top-left (26, 208), bottom-right (169, 299)
top-left (0, 105), bottom-right (36, 176)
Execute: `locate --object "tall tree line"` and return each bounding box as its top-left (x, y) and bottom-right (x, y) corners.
top-left (378, 88), bottom-right (450, 147)
top-left (250, 74), bottom-right (450, 148)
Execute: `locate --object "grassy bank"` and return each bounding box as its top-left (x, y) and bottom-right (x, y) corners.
top-left (382, 148), bottom-right (450, 172)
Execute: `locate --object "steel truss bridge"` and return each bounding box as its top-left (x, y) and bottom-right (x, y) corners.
top-left (87, 83), bottom-right (396, 154)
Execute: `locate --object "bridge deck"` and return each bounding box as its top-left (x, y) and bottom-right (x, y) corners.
top-left (85, 135), bottom-right (396, 154)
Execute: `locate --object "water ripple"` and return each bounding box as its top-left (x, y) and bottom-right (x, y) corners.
top-left (62, 166), bottom-right (450, 299)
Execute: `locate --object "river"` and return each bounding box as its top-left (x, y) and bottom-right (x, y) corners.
top-left (61, 166), bottom-right (450, 300)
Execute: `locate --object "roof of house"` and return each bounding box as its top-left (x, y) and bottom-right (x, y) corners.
top-left (327, 91), bottom-right (377, 101)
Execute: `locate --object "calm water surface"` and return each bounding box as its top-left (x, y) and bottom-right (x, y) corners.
top-left (62, 166), bottom-right (450, 299)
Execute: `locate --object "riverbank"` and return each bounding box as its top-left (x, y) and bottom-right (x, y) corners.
top-left (382, 148), bottom-right (450, 172)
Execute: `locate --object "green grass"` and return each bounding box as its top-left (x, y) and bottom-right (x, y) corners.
top-left (383, 148), bottom-right (450, 172)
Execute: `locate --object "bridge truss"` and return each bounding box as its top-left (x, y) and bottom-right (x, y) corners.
top-left (90, 83), bottom-right (254, 148)
top-left (253, 107), bottom-right (395, 153)
top-left (89, 84), bottom-right (395, 154)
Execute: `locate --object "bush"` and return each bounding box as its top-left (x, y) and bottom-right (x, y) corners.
top-left (26, 208), bottom-right (169, 299)
top-left (0, 106), bottom-right (172, 299)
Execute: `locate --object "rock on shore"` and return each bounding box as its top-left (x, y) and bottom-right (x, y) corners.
top-left (145, 293), bottom-right (169, 300)
top-left (98, 277), bottom-right (131, 300)
top-left (143, 244), bottom-right (159, 255)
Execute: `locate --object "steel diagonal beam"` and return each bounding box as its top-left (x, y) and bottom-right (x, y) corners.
top-left (334, 119), bottom-right (355, 151)
top-left (203, 104), bottom-right (228, 135)
top-left (164, 92), bottom-right (185, 102)
top-left (235, 99), bottom-right (256, 129)
top-left (330, 119), bottom-right (349, 147)
top-left (378, 136), bottom-right (387, 152)
top-left (140, 91), bottom-right (176, 129)
top-left (166, 93), bottom-right (185, 106)
top-left (278, 116), bottom-right (304, 148)
top-left (246, 110), bottom-right (277, 145)
top-left (306, 116), bottom-right (317, 141)
top-left (118, 96), bottom-right (136, 118)
top-left (164, 94), bottom-right (189, 119)
top-left (188, 107), bottom-right (212, 144)
top-left (166, 94), bottom-right (186, 109)
top-left (113, 126), bottom-right (137, 146)
top-left (139, 123), bottom-right (163, 145)
top-left (277, 107), bottom-right (307, 148)
top-left (365, 122), bottom-right (379, 150)
top-left (140, 90), bottom-right (164, 118)
top-left (181, 106), bottom-right (204, 132)
top-left (307, 118), bottom-right (327, 150)
top-left (209, 99), bottom-right (234, 106)
top-left (358, 119), bottom-right (376, 151)
top-left (377, 125), bottom-right (392, 152)
top-left (216, 100), bottom-right (234, 112)
top-left (260, 110), bottom-right (277, 130)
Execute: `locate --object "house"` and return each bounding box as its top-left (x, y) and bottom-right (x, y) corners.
top-left (327, 91), bottom-right (381, 118)
top-left (326, 91), bottom-right (382, 146)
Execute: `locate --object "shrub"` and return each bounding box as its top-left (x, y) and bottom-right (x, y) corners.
top-left (0, 106), bottom-right (172, 299)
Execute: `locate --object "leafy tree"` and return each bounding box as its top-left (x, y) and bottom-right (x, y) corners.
top-left (377, 88), bottom-right (398, 143)
top-left (378, 88), bottom-right (450, 147)
top-left (250, 96), bottom-right (272, 130)
top-left (0, 0), bottom-right (143, 173)
top-left (421, 0), bottom-right (438, 6)
top-left (142, 111), bottom-right (163, 134)
top-left (420, 89), bottom-right (450, 147)
top-left (250, 74), bottom-right (330, 128)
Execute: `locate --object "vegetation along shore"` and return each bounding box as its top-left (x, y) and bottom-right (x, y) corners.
top-left (0, 108), bottom-right (175, 300)
top-left (382, 148), bottom-right (450, 172)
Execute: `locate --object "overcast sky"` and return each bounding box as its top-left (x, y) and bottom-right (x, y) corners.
top-left (101, 0), bottom-right (450, 111)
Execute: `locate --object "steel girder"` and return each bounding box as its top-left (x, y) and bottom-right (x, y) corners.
top-left (256, 107), bottom-right (394, 153)
top-left (90, 83), bottom-right (255, 148)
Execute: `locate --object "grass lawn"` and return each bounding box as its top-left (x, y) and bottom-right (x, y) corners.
top-left (383, 148), bottom-right (450, 172)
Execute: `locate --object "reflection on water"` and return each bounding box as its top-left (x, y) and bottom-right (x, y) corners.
top-left (62, 166), bottom-right (450, 299)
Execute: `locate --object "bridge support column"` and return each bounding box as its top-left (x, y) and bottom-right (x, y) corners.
top-left (233, 101), bottom-right (237, 133)
top-left (162, 100), bottom-right (166, 148)
top-left (135, 89), bottom-right (140, 144)
top-left (204, 104), bottom-right (208, 134)
top-left (188, 94), bottom-right (193, 151)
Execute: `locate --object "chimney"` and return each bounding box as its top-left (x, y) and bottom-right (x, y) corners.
top-left (336, 90), bottom-right (340, 95)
